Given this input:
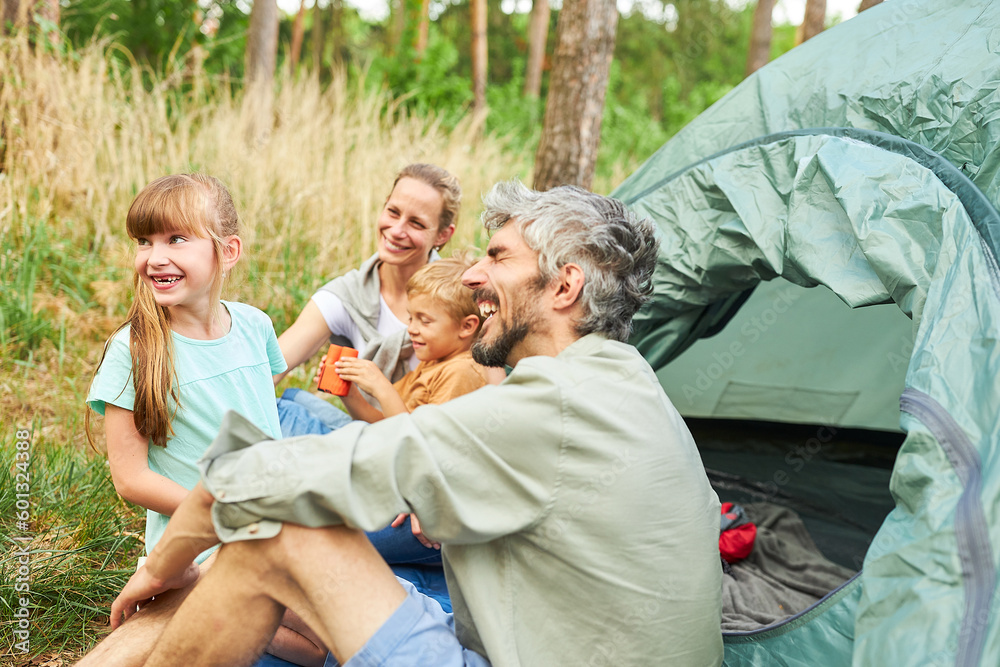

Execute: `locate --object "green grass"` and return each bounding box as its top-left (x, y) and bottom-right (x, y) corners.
top-left (0, 422), bottom-right (144, 659)
top-left (0, 201), bottom-right (138, 660)
top-left (0, 216), bottom-right (52, 359)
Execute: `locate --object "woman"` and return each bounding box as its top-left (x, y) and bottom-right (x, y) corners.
top-left (274, 163), bottom-right (462, 435)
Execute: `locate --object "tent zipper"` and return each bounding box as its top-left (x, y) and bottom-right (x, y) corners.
top-left (898, 387), bottom-right (994, 667)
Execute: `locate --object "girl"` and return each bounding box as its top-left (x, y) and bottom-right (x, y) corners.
top-left (88, 174), bottom-right (331, 666)
top-left (86, 174), bottom-right (286, 564)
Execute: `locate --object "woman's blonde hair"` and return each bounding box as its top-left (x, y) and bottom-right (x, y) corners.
top-left (392, 163), bottom-right (462, 235)
top-left (87, 174), bottom-right (240, 450)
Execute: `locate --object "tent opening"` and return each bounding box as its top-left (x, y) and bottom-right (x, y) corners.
top-left (691, 418), bottom-right (901, 632)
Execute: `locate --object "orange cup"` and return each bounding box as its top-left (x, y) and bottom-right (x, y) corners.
top-left (318, 344), bottom-right (358, 396)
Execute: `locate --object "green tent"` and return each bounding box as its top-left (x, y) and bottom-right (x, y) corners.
top-left (612, 1), bottom-right (1000, 664)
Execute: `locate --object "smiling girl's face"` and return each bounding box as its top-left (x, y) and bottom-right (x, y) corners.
top-left (133, 228), bottom-right (220, 314)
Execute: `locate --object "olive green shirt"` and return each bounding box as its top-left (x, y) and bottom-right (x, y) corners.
top-left (199, 334), bottom-right (723, 666)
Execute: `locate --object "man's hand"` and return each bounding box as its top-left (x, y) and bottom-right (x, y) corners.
top-left (391, 513), bottom-right (440, 550)
top-left (110, 560), bottom-right (201, 629)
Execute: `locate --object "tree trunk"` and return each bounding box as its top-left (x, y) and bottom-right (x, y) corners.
top-left (245, 0), bottom-right (279, 143)
top-left (532, 0), bottom-right (618, 191)
top-left (247, 0), bottom-right (279, 88)
top-left (796, 0), bottom-right (826, 45)
top-left (2, 0), bottom-right (60, 43)
top-left (744, 0), bottom-right (773, 77)
top-left (858, 0), bottom-right (883, 11)
top-left (523, 0), bottom-right (550, 98)
top-left (389, 0), bottom-right (404, 54)
top-left (312, 0), bottom-right (325, 70)
top-left (1, 0), bottom-right (27, 33)
top-left (397, 0), bottom-right (422, 58)
top-left (415, 0), bottom-right (430, 57)
top-left (290, 0), bottom-right (307, 73)
top-left (470, 0), bottom-right (487, 112)
top-left (331, 0), bottom-right (345, 66)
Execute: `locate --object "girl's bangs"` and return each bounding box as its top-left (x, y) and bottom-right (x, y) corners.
top-left (126, 179), bottom-right (214, 240)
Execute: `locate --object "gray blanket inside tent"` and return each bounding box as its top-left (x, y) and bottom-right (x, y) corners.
top-left (721, 503), bottom-right (854, 632)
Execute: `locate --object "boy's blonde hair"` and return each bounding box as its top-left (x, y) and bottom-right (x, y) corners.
top-left (406, 251), bottom-right (482, 325)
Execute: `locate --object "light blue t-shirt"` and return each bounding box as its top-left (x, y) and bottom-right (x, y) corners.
top-left (87, 301), bottom-right (287, 560)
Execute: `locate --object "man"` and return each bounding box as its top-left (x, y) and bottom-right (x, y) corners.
top-left (83, 181), bottom-right (723, 666)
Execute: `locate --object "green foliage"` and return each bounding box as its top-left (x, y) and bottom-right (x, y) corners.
top-left (61, 0), bottom-right (248, 79)
top-left (485, 76), bottom-right (544, 149)
top-left (0, 206), bottom-right (114, 366)
top-left (771, 22), bottom-right (799, 61)
top-left (613, 0), bottom-right (749, 125)
top-left (368, 28), bottom-right (473, 123)
top-left (52, 0), bottom-right (809, 181)
top-left (599, 73), bottom-right (671, 175)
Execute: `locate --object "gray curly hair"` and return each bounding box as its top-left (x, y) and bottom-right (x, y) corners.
top-left (481, 181), bottom-right (659, 342)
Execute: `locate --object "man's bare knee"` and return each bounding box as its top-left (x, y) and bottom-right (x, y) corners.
top-left (213, 524), bottom-right (312, 577)
top-left (238, 524), bottom-right (368, 569)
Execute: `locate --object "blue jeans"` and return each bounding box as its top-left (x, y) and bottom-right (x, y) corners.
top-left (366, 515), bottom-right (442, 566)
top-left (276, 388), bottom-right (353, 437)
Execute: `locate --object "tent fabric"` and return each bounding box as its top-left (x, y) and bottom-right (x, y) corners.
top-left (611, 1), bottom-right (1000, 665)
top-left (721, 576), bottom-right (861, 667)
top-left (656, 276), bottom-right (911, 431)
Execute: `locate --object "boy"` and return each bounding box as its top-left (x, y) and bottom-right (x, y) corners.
top-left (334, 253), bottom-right (488, 423)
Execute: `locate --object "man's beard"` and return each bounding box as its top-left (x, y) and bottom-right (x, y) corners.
top-left (471, 286), bottom-right (542, 368)
top-left (472, 318), bottom-right (531, 367)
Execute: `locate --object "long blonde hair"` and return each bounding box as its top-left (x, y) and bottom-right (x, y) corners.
top-left (87, 174), bottom-right (240, 450)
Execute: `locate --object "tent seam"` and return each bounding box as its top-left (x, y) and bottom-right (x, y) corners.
top-left (619, 128), bottom-right (1000, 269)
top-left (979, 235), bottom-right (1000, 302)
top-left (722, 570), bottom-right (861, 642)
